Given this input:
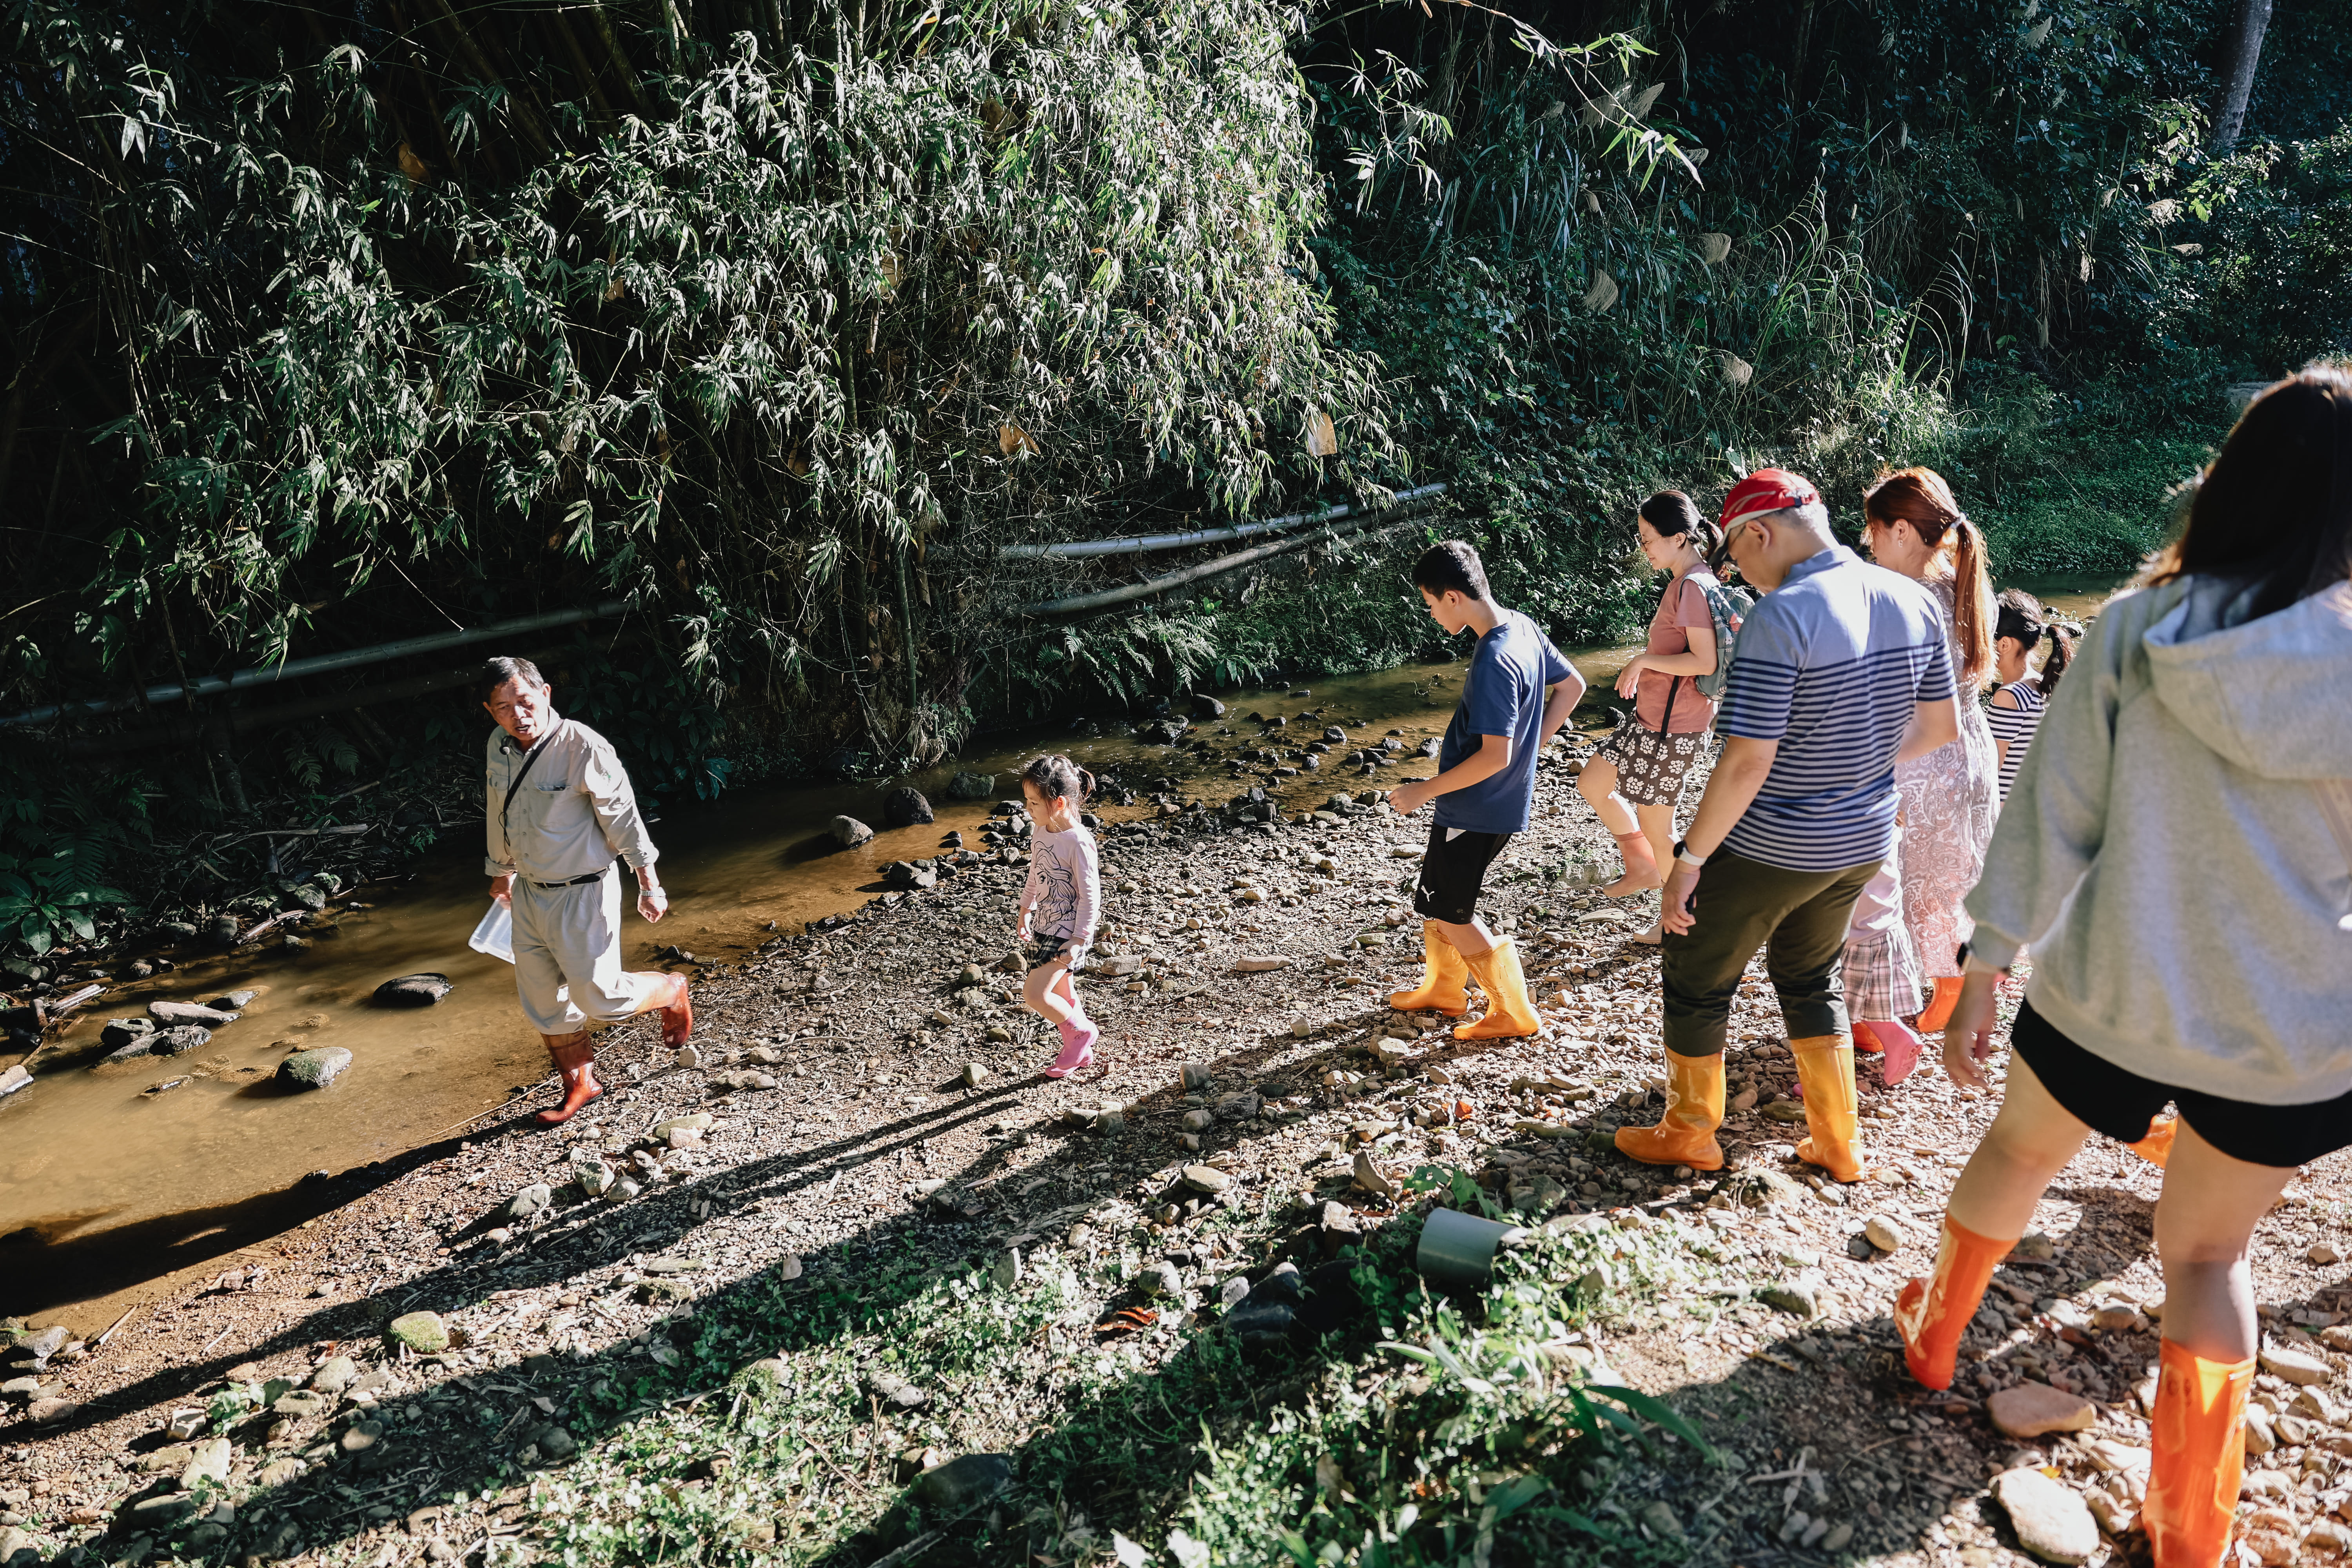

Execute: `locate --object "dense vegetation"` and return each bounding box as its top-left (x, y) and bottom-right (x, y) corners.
top-left (1, 0), bottom-right (2347, 953)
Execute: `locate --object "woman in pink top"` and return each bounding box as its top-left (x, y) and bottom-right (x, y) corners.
top-left (1577, 491), bottom-right (1723, 943)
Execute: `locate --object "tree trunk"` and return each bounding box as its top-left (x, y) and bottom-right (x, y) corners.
top-left (2210, 0), bottom-right (2273, 156)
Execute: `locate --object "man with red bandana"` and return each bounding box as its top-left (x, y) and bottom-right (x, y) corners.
top-left (1613, 471), bottom-right (1961, 1183)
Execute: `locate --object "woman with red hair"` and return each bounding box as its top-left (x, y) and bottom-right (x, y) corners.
top-left (1862, 468), bottom-right (2000, 1033)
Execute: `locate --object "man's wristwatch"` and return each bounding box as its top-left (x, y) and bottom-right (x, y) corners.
top-left (1673, 839), bottom-right (1709, 868)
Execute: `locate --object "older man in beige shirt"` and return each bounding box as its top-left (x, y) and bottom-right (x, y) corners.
top-left (483, 655), bottom-right (690, 1124)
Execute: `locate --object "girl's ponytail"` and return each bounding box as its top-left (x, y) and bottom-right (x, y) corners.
top-left (1077, 766), bottom-right (1096, 801)
top-left (1949, 516), bottom-right (1996, 689)
top-left (1020, 753), bottom-right (1092, 806)
top-left (2036, 624), bottom-right (2074, 697)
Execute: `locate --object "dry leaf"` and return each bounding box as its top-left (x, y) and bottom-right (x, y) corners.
top-left (1581, 269), bottom-right (1619, 312)
top-left (879, 253), bottom-right (903, 294)
top-left (998, 422), bottom-right (1040, 458)
top-left (1720, 352), bottom-right (1754, 387)
top-left (786, 444), bottom-right (809, 477)
top-left (1630, 83), bottom-right (1664, 119)
top-left (1304, 409), bottom-right (1338, 458)
top-left (397, 142), bottom-right (428, 185)
top-left (1581, 189), bottom-right (1603, 216)
top-left (603, 242), bottom-right (625, 303)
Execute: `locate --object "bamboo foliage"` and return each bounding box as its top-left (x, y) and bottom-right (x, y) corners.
top-left (2, 0), bottom-right (1390, 761)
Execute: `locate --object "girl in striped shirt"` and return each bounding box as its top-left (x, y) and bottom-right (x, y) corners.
top-left (1985, 590), bottom-right (2075, 802)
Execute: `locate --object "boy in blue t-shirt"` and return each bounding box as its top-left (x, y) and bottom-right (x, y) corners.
top-left (1388, 541), bottom-right (1585, 1040)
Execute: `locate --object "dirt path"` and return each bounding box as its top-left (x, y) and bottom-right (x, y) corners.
top-left (3, 739), bottom-right (2345, 1568)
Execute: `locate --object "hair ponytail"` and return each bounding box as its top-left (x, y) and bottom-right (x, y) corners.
top-left (2036, 624), bottom-right (2074, 697)
top-left (1948, 517), bottom-right (1996, 688)
top-left (1866, 466), bottom-right (1994, 687)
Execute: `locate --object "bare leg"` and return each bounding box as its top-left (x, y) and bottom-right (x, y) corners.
top-left (1630, 800), bottom-right (1677, 941)
top-left (1945, 1056), bottom-right (2091, 1240)
top-left (1431, 915), bottom-right (1496, 959)
top-left (2153, 1121), bottom-right (2295, 1362)
top-left (1576, 758), bottom-right (1639, 837)
top-left (1024, 959), bottom-right (1075, 1025)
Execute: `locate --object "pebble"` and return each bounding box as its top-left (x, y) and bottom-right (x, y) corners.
top-left (829, 815), bottom-right (874, 847)
top-left (2313, 1243), bottom-right (2343, 1267)
top-left (1181, 1164), bottom-right (1231, 1194)
top-left (1862, 1215), bottom-right (1904, 1251)
top-left (150, 1025), bottom-right (213, 1058)
top-left (963, 1062), bottom-right (989, 1088)
top-left (1991, 1467), bottom-right (2099, 1565)
top-left (1989, 1383), bottom-right (2098, 1438)
top-left (1234, 955), bottom-right (1292, 972)
top-left (310, 1356), bottom-right (358, 1393)
top-left (507, 1183), bottom-right (554, 1221)
top-left (2260, 1345), bottom-right (2331, 1386)
top-left (1136, 1261), bottom-right (1183, 1298)
top-left (1758, 1281), bottom-right (1818, 1318)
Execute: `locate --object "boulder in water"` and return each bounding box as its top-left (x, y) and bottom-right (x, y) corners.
top-left (278, 1047), bottom-right (352, 1089)
top-left (373, 973), bottom-right (453, 1008)
top-left (150, 1025), bottom-right (212, 1057)
top-left (204, 914), bottom-right (241, 948)
top-left (829, 815), bottom-right (874, 848)
top-left (150, 1000), bottom-right (237, 1028)
top-left (101, 1017), bottom-right (156, 1050)
top-left (945, 771), bottom-right (995, 801)
top-left (1192, 695), bottom-right (1228, 719)
top-left (882, 787), bottom-right (935, 828)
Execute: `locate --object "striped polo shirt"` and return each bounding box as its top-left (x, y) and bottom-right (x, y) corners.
top-left (1716, 546), bottom-right (1956, 871)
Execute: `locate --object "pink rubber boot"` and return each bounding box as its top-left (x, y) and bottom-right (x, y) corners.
top-left (1869, 1018), bottom-right (1925, 1086)
top-left (1044, 989), bottom-right (1099, 1079)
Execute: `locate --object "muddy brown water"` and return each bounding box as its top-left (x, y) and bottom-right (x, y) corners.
top-left (0, 579), bottom-right (2122, 1328)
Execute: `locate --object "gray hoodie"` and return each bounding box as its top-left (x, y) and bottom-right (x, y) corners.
top-left (1966, 576), bottom-right (2352, 1106)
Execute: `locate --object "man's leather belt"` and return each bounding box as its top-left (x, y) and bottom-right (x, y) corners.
top-left (530, 863), bottom-right (614, 889)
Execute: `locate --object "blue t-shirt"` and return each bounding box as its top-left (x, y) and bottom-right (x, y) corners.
top-left (1715, 546), bottom-right (1956, 871)
top-left (1434, 607), bottom-right (1574, 834)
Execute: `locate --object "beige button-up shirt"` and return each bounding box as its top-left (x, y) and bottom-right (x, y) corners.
top-left (484, 717), bottom-right (660, 884)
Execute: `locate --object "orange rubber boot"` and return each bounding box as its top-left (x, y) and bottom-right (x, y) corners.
top-left (1454, 940), bottom-right (1540, 1041)
top-left (535, 1032), bottom-right (603, 1125)
top-left (1390, 922), bottom-right (1471, 1016)
top-left (659, 973), bottom-right (694, 1047)
top-left (1602, 831), bottom-right (1661, 897)
top-left (1916, 975), bottom-right (1964, 1033)
top-left (2127, 1114), bottom-right (2178, 1169)
top-left (1615, 1051), bottom-right (1725, 1171)
top-left (1789, 1033), bottom-right (1867, 1182)
top-left (1851, 1019), bottom-right (1884, 1054)
top-left (1892, 1216), bottom-right (2014, 1389)
top-left (2144, 1339), bottom-right (2254, 1568)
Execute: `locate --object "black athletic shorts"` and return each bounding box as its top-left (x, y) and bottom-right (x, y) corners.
top-left (1409, 822), bottom-right (1512, 925)
top-left (2010, 998), bottom-right (2352, 1169)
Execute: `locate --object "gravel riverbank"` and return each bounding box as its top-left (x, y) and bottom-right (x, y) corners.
top-left (3, 740), bottom-right (2347, 1568)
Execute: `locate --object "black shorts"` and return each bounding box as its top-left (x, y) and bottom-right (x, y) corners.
top-left (1026, 934), bottom-right (1074, 971)
top-left (2011, 998), bottom-right (2352, 1169)
top-left (1409, 823), bottom-right (1512, 925)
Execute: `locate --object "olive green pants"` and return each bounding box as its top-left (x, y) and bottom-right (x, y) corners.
top-left (1661, 851), bottom-right (1878, 1058)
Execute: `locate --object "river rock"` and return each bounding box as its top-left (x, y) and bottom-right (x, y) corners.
top-left (882, 787), bottom-right (935, 827)
top-left (0, 1065), bottom-right (29, 1099)
top-left (151, 1025), bottom-right (212, 1057)
top-left (101, 1017), bottom-right (156, 1049)
top-left (385, 1311), bottom-right (449, 1355)
top-left (1135, 1261), bottom-right (1183, 1298)
top-left (1759, 1281), bottom-right (1819, 1318)
top-left (1192, 696), bottom-right (1227, 719)
top-left (373, 973), bottom-right (453, 1007)
top-left (1181, 1164), bottom-right (1231, 1194)
top-left (829, 815), bottom-right (874, 848)
top-left (945, 771), bottom-right (996, 801)
top-left (1234, 955), bottom-right (1292, 973)
top-left (1989, 1383), bottom-right (2098, 1437)
top-left (507, 1183), bottom-right (554, 1221)
top-left (310, 1355), bottom-right (358, 1393)
top-left (155, 920), bottom-right (199, 943)
top-left (277, 1047), bottom-right (352, 1089)
top-left (1992, 1467), bottom-right (2099, 1564)
top-left (149, 1000), bottom-right (237, 1027)
top-left (204, 914), bottom-right (241, 948)
top-left (210, 990), bottom-right (259, 1010)
top-left (911, 1452), bottom-right (1012, 1513)
top-left (2260, 1345), bottom-right (2332, 1386)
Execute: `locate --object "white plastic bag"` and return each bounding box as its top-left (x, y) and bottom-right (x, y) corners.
top-left (469, 898), bottom-right (515, 964)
